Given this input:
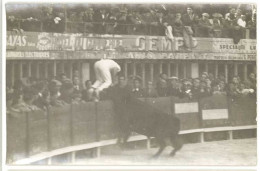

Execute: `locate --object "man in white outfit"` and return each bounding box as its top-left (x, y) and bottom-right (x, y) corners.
top-left (91, 58), bottom-right (121, 101)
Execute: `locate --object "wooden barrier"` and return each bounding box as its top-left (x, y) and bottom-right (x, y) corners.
top-left (7, 95), bottom-right (257, 164)
top-left (27, 110), bottom-right (48, 156)
top-left (72, 102), bottom-right (96, 145)
top-left (49, 105), bottom-right (72, 150)
top-left (172, 97), bottom-right (201, 130)
top-left (200, 94), bottom-right (230, 128)
top-left (230, 95), bottom-right (257, 126)
top-left (7, 111), bottom-right (28, 163)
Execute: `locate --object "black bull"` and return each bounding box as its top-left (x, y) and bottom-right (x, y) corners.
top-left (110, 89), bottom-right (183, 158)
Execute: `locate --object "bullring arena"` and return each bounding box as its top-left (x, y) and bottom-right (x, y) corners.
top-left (6, 3), bottom-right (257, 166)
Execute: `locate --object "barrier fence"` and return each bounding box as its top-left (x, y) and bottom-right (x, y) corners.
top-left (6, 94), bottom-right (257, 164)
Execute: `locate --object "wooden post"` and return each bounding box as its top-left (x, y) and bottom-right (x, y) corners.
top-left (36, 62), bottom-right (40, 79)
top-left (183, 63), bottom-right (187, 79)
top-left (243, 64), bottom-right (248, 81)
top-left (11, 62), bottom-right (15, 86)
top-left (228, 130), bottom-right (233, 140)
top-left (215, 63), bottom-right (218, 79)
top-left (200, 132), bottom-right (204, 143)
top-left (224, 64), bottom-right (228, 83)
top-left (205, 62), bottom-right (209, 73)
top-left (19, 62), bottom-right (23, 79)
top-left (167, 63), bottom-right (171, 77)
top-left (133, 62), bottom-right (136, 76)
top-left (234, 63), bottom-right (238, 76)
top-left (124, 62), bottom-right (128, 79)
top-left (27, 62), bottom-right (32, 77)
top-left (150, 63), bottom-right (154, 82)
top-left (159, 62), bottom-right (163, 74)
top-left (44, 62), bottom-right (48, 79)
top-left (146, 137), bottom-right (151, 149)
top-left (53, 61), bottom-right (57, 78)
top-left (141, 63), bottom-right (145, 87)
top-left (175, 63), bottom-right (179, 77)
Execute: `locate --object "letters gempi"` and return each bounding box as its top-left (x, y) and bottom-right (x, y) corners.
top-left (135, 36), bottom-right (196, 52)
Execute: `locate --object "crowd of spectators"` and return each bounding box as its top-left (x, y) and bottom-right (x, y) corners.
top-left (7, 4), bottom-right (256, 39)
top-left (6, 69), bottom-right (256, 113)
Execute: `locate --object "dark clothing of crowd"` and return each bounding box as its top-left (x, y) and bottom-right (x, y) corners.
top-left (7, 5), bottom-right (256, 40)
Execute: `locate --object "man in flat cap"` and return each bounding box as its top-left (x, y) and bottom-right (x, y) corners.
top-left (197, 13), bottom-right (214, 37)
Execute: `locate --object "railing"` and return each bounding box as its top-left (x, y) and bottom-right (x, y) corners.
top-left (7, 94), bottom-right (257, 164)
top-left (7, 20), bottom-right (256, 39)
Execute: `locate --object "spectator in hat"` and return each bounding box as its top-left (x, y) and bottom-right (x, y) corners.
top-left (60, 79), bottom-right (74, 104)
top-left (131, 78), bottom-right (144, 98)
top-left (210, 13), bottom-right (223, 37)
top-left (116, 9), bottom-right (128, 34)
top-left (182, 7), bottom-right (199, 33)
top-left (191, 78), bottom-right (201, 99)
top-left (144, 81), bottom-right (158, 98)
top-left (72, 77), bottom-right (82, 102)
top-left (196, 13), bottom-right (213, 37)
top-left (173, 13), bottom-right (184, 37)
top-left (167, 77), bottom-right (182, 97)
top-left (156, 73), bottom-right (168, 97)
top-left (81, 80), bottom-right (94, 102)
top-left (181, 79), bottom-right (193, 99)
top-left (95, 8), bottom-right (110, 34)
top-left (91, 58), bottom-right (121, 101)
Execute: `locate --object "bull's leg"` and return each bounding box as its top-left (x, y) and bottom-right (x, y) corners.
top-left (169, 135), bottom-right (183, 157)
top-left (152, 137), bottom-right (166, 159)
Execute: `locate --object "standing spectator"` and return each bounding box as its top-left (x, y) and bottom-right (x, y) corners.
top-left (191, 78), bottom-right (201, 99)
top-left (167, 77), bottom-right (182, 97)
top-left (81, 80), bottom-right (94, 102)
top-left (116, 9), bottom-right (128, 34)
top-left (247, 73), bottom-right (256, 91)
top-left (182, 7), bottom-right (199, 33)
top-left (196, 13), bottom-right (213, 37)
top-left (156, 73), bottom-right (168, 97)
top-left (7, 16), bottom-right (20, 32)
top-left (228, 76), bottom-right (242, 98)
top-left (131, 78), bottom-right (144, 98)
top-left (144, 81), bottom-right (158, 98)
top-left (72, 77), bottom-right (82, 101)
top-left (210, 13), bottom-right (223, 37)
top-left (94, 8), bottom-right (110, 34)
top-left (181, 80), bottom-right (193, 99)
top-left (173, 13), bottom-right (184, 37)
top-left (247, 17), bottom-right (256, 39)
top-left (106, 9), bottom-right (118, 34)
top-left (83, 8), bottom-right (95, 33)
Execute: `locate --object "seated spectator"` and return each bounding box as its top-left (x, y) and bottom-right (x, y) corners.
top-left (228, 76), bottom-right (242, 98)
top-left (181, 80), bottom-right (193, 99)
top-left (82, 8), bottom-right (95, 33)
top-left (34, 89), bottom-right (50, 110)
top-left (156, 73), bottom-right (168, 97)
top-left (106, 9), bottom-right (118, 34)
top-left (116, 9), bottom-right (128, 34)
top-left (199, 80), bottom-right (212, 98)
top-left (191, 78), bottom-right (201, 99)
top-left (210, 13), bottom-right (223, 37)
top-left (72, 77), bottom-right (82, 101)
top-left (82, 80), bottom-right (94, 102)
top-left (239, 82), bottom-right (255, 96)
top-left (94, 8), bottom-right (110, 34)
top-left (247, 73), bottom-right (256, 91)
top-left (144, 81), bottom-right (158, 98)
top-left (173, 13), bottom-right (184, 37)
top-left (167, 77), bottom-right (182, 97)
top-left (7, 16), bottom-right (19, 31)
top-left (60, 79), bottom-right (75, 104)
top-left (49, 79), bottom-right (65, 106)
top-left (196, 13), bottom-right (214, 37)
top-left (131, 78), bottom-right (144, 98)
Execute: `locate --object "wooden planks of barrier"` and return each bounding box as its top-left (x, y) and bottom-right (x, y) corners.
top-left (200, 94), bottom-right (230, 128)
top-left (27, 110), bottom-right (48, 156)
